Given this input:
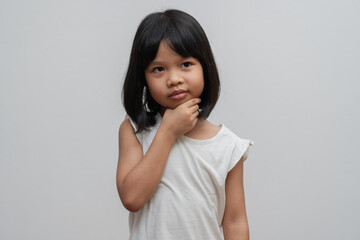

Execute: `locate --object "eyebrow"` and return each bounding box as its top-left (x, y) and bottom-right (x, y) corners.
top-left (148, 56), bottom-right (193, 67)
top-left (148, 61), bottom-right (163, 67)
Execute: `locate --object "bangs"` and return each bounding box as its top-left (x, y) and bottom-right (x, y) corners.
top-left (137, 12), bottom-right (203, 69)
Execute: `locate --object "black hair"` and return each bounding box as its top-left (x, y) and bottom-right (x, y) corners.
top-left (122, 9), bottom-right (220, 133)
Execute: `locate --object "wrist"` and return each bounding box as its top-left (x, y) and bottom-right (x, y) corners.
top-left (158, 123), bottom-right (178, 142)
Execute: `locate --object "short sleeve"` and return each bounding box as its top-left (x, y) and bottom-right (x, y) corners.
top-left (228, 138), bottom-right (254, 172)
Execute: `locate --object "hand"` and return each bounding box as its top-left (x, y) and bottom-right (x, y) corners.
top-left (161, 98), bottom-right (201, 138)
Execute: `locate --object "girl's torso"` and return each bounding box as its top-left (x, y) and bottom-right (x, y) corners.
top-left (127, 115), bottom-right (252, 240)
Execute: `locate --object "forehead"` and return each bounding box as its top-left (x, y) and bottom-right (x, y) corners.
top-left (149, 40), bottom-right (186, 65)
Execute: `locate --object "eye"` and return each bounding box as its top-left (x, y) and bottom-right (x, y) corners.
top-left (181, 62), bottom-right (192, 68)
top-left (153, 67), bottom-right (164, 73)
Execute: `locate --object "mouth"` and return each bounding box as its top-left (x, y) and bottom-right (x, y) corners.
top-left (169, 90), bottom-right (188, 100)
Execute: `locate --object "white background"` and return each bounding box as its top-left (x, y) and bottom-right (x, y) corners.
top-left (1, 0), bottom-right (359, 239)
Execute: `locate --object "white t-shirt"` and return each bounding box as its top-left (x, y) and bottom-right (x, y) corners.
top-left (127, 115), bottom-right (253, 240)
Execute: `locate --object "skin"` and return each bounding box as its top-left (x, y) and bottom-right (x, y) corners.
top-left (145, 41), bottom-right (204, 113)
top-left (116, 40), bottom-right (249, 239)
top-left (223, 151), bottom-right (250, 240)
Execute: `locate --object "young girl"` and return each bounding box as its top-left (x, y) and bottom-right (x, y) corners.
top-left (117, 9), bottom-right (254, 240)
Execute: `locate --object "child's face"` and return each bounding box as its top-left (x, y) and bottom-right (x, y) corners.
top-left (145, 40), bottom-right (204, 111)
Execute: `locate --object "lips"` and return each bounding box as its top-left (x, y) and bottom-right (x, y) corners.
top-left (169, 89), bottom-right (188, 100)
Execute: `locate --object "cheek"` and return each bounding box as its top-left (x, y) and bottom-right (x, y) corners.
top-left (195, 80), bottom-right (204, 96)
top-left (145, 75), bottom-right (157, 95)
top-left (193, 71), bottom-right (205, 96)
top-left (146, 81), bottom-right (164, 102)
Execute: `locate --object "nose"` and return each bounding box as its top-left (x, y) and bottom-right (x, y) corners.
top-left (167, 70), bottom-right (184, 87)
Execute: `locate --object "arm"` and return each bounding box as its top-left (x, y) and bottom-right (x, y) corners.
top-left (223, 153), bottom-right (250, 240)
top-left (116, 98), bottom-right (200, 212)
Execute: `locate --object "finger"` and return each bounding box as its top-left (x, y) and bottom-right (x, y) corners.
top-left (182, 98), bottom-right (201, 108)
top-left (189, 104), bottom-right (199, 113)
top-left (191, 106), bottom-right (200, 118)
top-left (192, 117), bottom-right (199, 127)
top-left (193, 110), bottom-right (200, 117)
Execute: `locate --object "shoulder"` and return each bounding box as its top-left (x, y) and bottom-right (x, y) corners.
top-left (118, 118), bottom-right (143, 155)
top-left (220, 126), bottom-right (254, 163)
top-left (221, 125), bottom-right (253, 146)
top-left (119, 117), bottom-right (140, 145)
top-left (119, 118), bottom-right (134, 135)
top-left (120, 115), bottom-right (138, 132)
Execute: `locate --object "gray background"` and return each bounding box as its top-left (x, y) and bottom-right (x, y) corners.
top-left (1, 0), bottom-right (359, 239)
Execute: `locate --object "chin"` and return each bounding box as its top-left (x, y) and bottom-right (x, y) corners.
top-left (162, 95), bottom-right (196, 110)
